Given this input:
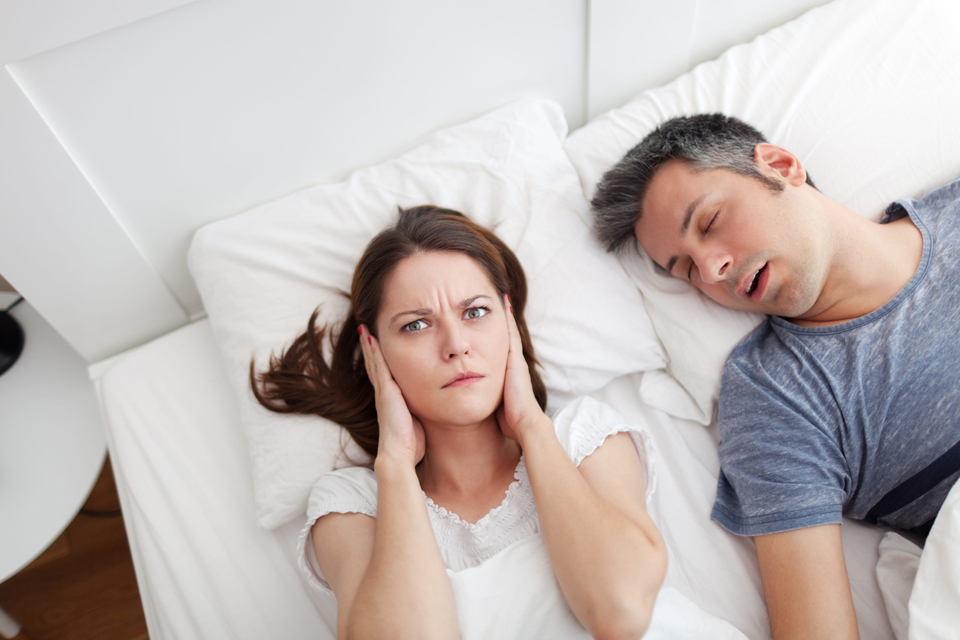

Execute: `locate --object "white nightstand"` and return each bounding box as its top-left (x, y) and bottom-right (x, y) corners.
top-left (0, 295), bottom-right (107, 582)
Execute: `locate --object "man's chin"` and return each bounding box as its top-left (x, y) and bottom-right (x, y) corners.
top-left (703, 292), bottom-right (767, 315)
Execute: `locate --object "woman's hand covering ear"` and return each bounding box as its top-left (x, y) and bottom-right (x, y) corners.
top-left (496, 295), bottom-right (551, 445)
top-left (359, 325), bottom-right (426, 466)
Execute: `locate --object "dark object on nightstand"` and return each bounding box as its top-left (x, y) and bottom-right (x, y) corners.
top-left (0, 309), bottom-right (24, 376)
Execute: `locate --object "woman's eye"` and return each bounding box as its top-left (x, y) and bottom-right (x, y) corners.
top-left (402, 319), bottom-right (428, 332)
top-left (686, 262), bottom-right (694, 282)
top-left (464, 306), bottom-right (489, 320)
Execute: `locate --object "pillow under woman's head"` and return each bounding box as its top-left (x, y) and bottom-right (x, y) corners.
top-left (249, 205), bottom-right (548, 461)
top-left (190, 99), bottom-right (665, 528)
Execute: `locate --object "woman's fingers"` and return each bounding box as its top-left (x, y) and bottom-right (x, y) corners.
top-left (357, 325), bottom-right (379, 393)
top-left (359, 325), bottom-right (390, 389)
top-left (359, 324), bottom-right (424, 463)
top-left (500, 293), bottom-right (548, 443)
top-left (504, 295), bottom-right (532, 382)
top-left (504, 295), bottom-right (524, 362)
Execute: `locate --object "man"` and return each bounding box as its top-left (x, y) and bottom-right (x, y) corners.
top-left (591, 114), bottom-right (960, 639)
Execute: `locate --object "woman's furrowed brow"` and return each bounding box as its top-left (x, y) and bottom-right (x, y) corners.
top-left (389, 307), bottom-right (431, 327)
top-left (387, 295), bottom-right (492, 327)
top-left (458, 294), bottom-right (493, 309)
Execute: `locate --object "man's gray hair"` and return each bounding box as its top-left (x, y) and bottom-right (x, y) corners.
top-left (591, 113), bottom-right (814, 254)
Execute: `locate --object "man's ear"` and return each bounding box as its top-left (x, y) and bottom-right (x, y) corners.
top-left (754, 143), bottom-right (808, 187)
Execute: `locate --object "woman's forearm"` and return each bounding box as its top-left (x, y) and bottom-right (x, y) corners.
top-left (520, 420), bottom-right (667, 640)
top-left (348, 456), bottom-right (460, 640)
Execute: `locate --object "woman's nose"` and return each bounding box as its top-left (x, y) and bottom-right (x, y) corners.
top-left (442, 325), bottom-right (470, 359)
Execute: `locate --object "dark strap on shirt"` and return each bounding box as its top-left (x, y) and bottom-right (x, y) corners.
top-left (865, 438), bottom-right (960, 527)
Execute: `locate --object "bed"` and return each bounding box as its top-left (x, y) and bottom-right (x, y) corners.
top-left (5, 0), bottom-right (960, 638)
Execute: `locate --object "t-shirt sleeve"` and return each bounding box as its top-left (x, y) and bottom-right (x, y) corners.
top-left (711, 358), bottom-right (849, 536)
top-left (552, 396), bottom-right (657, 503)
top-left (297, 466), bottom-right (378, 594)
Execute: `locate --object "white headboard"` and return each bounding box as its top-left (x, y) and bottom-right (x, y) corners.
top-left (0, 0), bottom-right (827, 363)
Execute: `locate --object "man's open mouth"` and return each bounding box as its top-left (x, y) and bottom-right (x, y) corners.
top-left (746, 264), bottom-right (768, 296)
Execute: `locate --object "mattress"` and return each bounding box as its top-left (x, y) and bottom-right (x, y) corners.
top-left (98, 319), bottom-right (894, 639)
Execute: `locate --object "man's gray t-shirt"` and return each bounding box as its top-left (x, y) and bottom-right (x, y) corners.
top-left (711, 177), bottom-right (960, 536)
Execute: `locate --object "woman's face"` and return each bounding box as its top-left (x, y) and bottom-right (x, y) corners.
top-left (375, 251), bottom-right (509, 428)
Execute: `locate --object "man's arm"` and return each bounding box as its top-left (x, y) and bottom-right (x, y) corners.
top-left (754, 524), bottom-right (858, 640)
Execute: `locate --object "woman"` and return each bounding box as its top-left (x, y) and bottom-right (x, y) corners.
top-left (252, 206), bottom-right (741, 640)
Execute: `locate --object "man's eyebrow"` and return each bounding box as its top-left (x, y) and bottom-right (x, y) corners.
top-left (680, 195), bottom-right (706, 235)
top-left (665, 195), bottom-right (706, 275)
top-left (388, 295), bottom-right (493, 327)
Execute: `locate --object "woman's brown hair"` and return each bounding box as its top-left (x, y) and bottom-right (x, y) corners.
top-left (250, 205), bottom-right (547, 459)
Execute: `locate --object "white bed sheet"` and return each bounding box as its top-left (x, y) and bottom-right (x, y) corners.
top-left (99, 319), bottom-right (895, 639)
top-left (591, 375), bottom-right (894, 640)
top-left (99, 320), bottom-right (335, 640)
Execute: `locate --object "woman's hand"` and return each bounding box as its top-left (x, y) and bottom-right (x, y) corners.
top-left (359, 325), bottom-right (426, 467)
top-left (496, 295), bottom-right (551, 445)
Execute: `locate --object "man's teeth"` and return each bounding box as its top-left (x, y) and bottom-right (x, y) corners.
top-left (747, 268), bottom-right (762, 295)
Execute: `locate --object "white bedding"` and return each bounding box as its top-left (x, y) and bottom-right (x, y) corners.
top-left (93, 0), bottom-right (960, 636)
top-left (98, 319), bottom-right (894, 639)
top-left (99, 320), bottom-right (333, 640)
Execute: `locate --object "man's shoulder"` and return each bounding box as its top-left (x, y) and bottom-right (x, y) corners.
top-left (724, 318), bottom-right (787, 376)
top-left (889, 174), bottom-right (960, 227)
top-left (718, 317), bottom-right (834, 411)
top-left (919, 174), bottom-right (960, 209)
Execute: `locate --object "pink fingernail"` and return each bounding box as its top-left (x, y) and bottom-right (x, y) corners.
top-left (357, 326), bottom-right (362, 336)
top-left (368, 336), bottom-right (372, 345)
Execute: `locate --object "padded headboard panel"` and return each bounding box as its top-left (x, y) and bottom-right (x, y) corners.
top-left (0, 0), bottom-right (828, 363)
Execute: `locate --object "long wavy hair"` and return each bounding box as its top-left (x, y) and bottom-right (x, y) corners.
top-left (251, 205), bottom-right (547, 459)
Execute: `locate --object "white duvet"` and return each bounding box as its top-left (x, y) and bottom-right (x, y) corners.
top-left (444, 532), bottom-right (745, 640)
top-left (96, 0), bottom-right (960, 635)
top-left (909, 479), bottom-right (960, 639)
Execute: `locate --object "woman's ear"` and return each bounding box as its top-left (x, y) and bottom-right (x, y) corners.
top-left (754, 143), bottom-right (808, 187)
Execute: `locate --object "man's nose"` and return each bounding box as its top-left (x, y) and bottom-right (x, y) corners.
top-left (696, 248), bottom-right (732, 285)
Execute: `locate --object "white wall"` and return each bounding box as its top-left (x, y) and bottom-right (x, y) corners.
top-left (0, 0), bottom-right (835, 363)
top-left (0, 0), bottom-right (198, 65)
top-left (0, 67), bottom-right (188, 362)
top-left (7, 0), bottom-right (587, 319)
top-left (587, 0), bottom-right (831, 120)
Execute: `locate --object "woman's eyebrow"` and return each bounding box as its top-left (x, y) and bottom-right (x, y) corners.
top-left (387, 295), bottom-right (492, 327)
top-left (458, 294), bottom-right (492, 309)
top-left (389, 307), bottom-right (431, 326)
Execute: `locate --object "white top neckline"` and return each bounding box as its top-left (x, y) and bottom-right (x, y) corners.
top-left (422, 455), bottom-right (527, 528)
top-left (299, 396), bottom-right (658, 580)
top-left (423, 456), bottom-right (540, 571)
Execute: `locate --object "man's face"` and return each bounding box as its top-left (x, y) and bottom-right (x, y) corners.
top-left (635, 157), bottom-right (826, 317)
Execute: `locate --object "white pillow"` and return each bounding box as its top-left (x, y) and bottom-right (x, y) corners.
top-left (564, 0), bottom-right (960, 424)
top-left (189, 98), bottom-right (665, 529)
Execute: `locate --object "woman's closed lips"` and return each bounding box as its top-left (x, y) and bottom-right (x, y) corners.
top-left (442, 371), bottom-right (484, 388)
